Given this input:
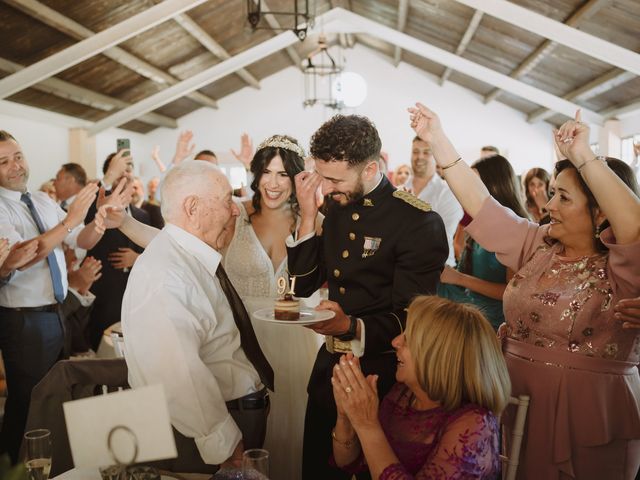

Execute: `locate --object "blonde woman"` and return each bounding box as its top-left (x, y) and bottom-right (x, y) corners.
top-left (331, 296), bottom-right (510, 479)
top-left (393, 164), bottom-right (412, 186)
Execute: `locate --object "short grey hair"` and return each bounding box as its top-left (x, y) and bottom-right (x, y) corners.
top-left (160, 160), bottom-right (224, 221)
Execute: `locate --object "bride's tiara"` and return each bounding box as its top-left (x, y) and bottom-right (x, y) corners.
top-left (257, 135), bottom-right (306, 158)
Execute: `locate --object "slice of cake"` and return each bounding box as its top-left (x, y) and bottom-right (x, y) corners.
top-left (274, 294), bottom-right (300, 320)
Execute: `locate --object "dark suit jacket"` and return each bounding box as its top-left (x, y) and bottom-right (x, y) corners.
top-left (141, 201), bottom-right (164, 229)
top-left (287, 176), bottom-right (448, 402)
top-left (84, 201), bottom-right (150, 349)
top-left (61, 290), bottom-right (93, 356)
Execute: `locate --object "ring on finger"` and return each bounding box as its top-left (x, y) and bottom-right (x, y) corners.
top-left (345, 386), bottom-right (352, 393)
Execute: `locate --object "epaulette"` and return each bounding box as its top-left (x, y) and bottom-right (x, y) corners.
top-left (392, 190), bottom-right (432, 212)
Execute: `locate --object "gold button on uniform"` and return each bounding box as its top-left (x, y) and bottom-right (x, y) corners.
top-left (352, 213), bottom-right (360, 221)
top-left (349, 233), bottom-right (356, 240)
top-left (339, 287), bottom-right (346, 294)
top-left (333, 269), bottom-right (340, 278)
top-left (342, 250), bottom-right (349, 258)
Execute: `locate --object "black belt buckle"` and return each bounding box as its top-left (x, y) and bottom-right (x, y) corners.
top-left (226, 389), bottom-right (269, 411)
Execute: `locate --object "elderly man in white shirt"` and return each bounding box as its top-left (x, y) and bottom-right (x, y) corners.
top-left (121, 160), bottom-right (272, 474)
top-left (403, 136), bottom-right (463, 266)
top-left (0, 130), bottom-right (107, 462)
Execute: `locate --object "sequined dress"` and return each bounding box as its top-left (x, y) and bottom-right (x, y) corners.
top-left (338, 383), bottom-right (500, 479)
top-left (222, 203), bottom-right (322, 480)
top-left (466, 197), bottom-right (640, 480)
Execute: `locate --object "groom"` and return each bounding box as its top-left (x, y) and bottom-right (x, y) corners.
top-left (287, 114), bottom-right (448, 479)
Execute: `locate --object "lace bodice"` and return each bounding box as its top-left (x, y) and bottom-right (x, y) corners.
top-left (222, 202), bottom-right (288, 298)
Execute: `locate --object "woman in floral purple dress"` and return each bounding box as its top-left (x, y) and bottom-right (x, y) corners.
top-left (408, 104), bottom-right (640, 479)
top-left (330, 295), bottom-right (511, 479)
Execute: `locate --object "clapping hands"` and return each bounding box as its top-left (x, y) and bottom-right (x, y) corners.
top-left (331, 354), bottom-right (380, 431)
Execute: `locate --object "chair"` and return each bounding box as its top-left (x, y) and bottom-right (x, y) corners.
top-left (500, 394), bottom-right (530, 480)
top-left (23, 358), bottom-right (129, 477)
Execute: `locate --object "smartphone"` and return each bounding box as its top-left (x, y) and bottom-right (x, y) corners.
top-left (116, 138), bottom-right (130, 156)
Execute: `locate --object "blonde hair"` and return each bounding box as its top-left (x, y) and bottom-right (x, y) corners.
top-left (405, 296), bottom-right (511, 415)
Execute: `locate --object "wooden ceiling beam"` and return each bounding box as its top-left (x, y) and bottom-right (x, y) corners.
top-left (439, 10), bottom-right (483, 85)
top-left (528, 69), bottom-right (636, 123)
top-left (3, 0), bottom-right (218, 109)
top-left (392, 0), bottom-right (410, 66)
top-left (483, 0), bottom-right (611, 104)
top-left (601, 96), bottom-right (640, 120)
top-left (336, 8), bottom-right (603, 123)
top-left (253, 0), bottom-right (302, 69)
top-left (86, 8), bottom-right (344, 135)
top-left (172, 13), bottom-right (261, 89)
top-left (0, 57), bottom-right (177, 129)
top-left (452, 0), bottom-right (640, 76)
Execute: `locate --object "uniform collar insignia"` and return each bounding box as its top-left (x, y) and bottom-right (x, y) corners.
top-left (363, 198), bottom-right (374, 207)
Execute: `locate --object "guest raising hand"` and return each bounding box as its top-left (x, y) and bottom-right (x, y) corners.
top-left (409, 104), bottom-right (640, 479)
top-left (331, 296), bottom-right (509, 479)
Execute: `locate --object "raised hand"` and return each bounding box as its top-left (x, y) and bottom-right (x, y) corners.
top-left (65, 183), bottom-right (99, 228)
top-left (554, 110), bottom-right (592, 165)
top-left (230, 133), bottom-right (254, 169)
top-left (407, 102), bottom-right (444, 144)
top-left (96, 177), bottom-right (131, 212)
top-left (295, 171), bottom-right (322, 219)
top-left (0, 239), bottom-right (38, 276)
top-left (151, 145), bottom-right (166, 173)
top-left (94, 205), bottom-right (126, 235)
top-left (108, 247), bottom-right (139, 270)
top-left (68, 256), bottom-right (102, 295)
top-left (103, 149), bottom-right (131, 187)
top-left (173, 130), bottom-right (195, 165)
top-left (331, 354), bottom-right (380, 431)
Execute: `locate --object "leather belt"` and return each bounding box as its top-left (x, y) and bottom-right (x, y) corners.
top-left (226, 388), bottom-right (269, 411)
top-left (0, 304), bottom-right (58, 313)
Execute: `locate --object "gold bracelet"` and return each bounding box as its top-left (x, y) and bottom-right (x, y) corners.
top-left (441, 156), bottom-right (462, 171)
top-left (577, 155), bottom-right (606, 173)
top-left (331, 428), bottom-right (357, 448)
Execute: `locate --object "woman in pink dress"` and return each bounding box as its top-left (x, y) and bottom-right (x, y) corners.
top-left (408, 104), bottom-right (640, 480)
top-left (330, 295), bottom-right (511, 479)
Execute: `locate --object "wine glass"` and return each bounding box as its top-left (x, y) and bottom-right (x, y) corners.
top-left (242, 449), bottom-right (269, 479)
top-left (24, 429), bottom-right (52, 480)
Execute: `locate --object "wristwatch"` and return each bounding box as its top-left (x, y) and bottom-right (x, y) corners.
top-left (336, 316), bottom-right (358, 342)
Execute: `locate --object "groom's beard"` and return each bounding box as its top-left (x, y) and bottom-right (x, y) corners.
top-left (325, 181), bottom-right (365, 208)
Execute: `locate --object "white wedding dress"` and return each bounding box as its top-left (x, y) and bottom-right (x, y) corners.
top-left (223, 203), bottom-right (322, 480)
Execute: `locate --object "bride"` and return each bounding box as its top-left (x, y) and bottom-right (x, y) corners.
top-left (98, 135), bottom-right (321, 480)
top-left (224, 135), bottom-right (322, 480)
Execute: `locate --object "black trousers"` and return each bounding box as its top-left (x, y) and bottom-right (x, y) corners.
top-left (0, 307), bottom-right (64, 463)
top-left (301, 348), bottom-right (398, 480)
top-left (151, 389), bottom-right (269, 474)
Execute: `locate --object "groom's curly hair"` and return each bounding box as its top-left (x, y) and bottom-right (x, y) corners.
top-left (310, 115), bottom-right (381, 167)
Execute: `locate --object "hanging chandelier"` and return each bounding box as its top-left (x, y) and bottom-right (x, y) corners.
top-left (247, 0), bottom-right (312, 41)
top-left (303, 34), bottom-right (344, 109)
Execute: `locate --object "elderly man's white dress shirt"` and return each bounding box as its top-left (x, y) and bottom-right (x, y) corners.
top-left (404, 175), bottom-right (462, 266)
top-left (0, 186), bottom-right (81, 307)
top-left (122, 224), bottom-right (262, 465)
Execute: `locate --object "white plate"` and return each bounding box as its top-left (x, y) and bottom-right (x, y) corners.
top-left (252, 307), bottom-right (335, 325)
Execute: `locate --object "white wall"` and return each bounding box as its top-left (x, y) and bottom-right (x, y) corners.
top-left (143, 43), bottom-right (556, 184)
top-left (0, 100), bottom-right (76, 190)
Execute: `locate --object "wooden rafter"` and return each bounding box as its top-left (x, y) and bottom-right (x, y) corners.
top-left (172, 13), bottom-right (260, 89)
top-left (0, 57), bottom-right (177, 129)
top-left (483, 0), bottom-right (611, 104)
top-left (392, 0), bottom-right (409, 66)
top-left (439, 10), bottom-right (483, 85)
top-left (528, 69), bottom-right (636, 123)
top-left (452, 0), bottom-right (640, 76)
top-left (3, 0), bottom-right (218, 108)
